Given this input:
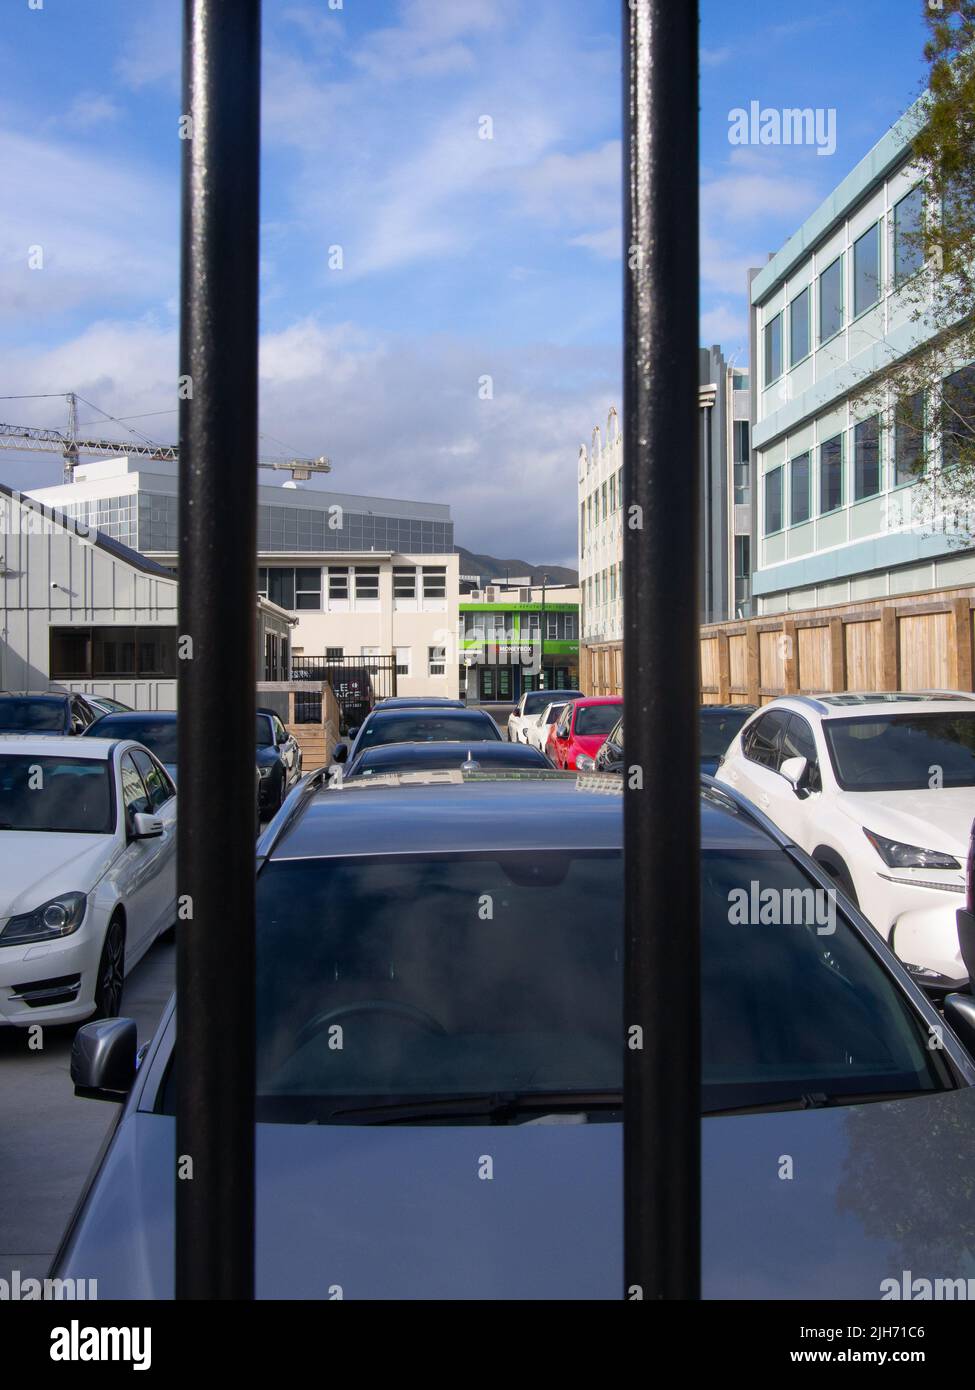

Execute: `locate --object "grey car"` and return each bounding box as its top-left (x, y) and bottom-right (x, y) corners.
top-left (56, 772), bottom-right (975, 1298)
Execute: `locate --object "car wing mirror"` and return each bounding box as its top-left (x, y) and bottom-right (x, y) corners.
top-left (779, 755), bottom-right (808, 792)
top-left (71, 1018), bottom-right (138, 1101)
top-left (131, 811), bottom-right (163, 839)
top-left (333, 743), bottom-right (349, 763)
top-left (944, 992), bottom-right (975, 1058)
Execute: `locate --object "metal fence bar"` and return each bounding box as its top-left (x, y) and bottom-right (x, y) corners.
top-left (622, 0), bottom-right (701, 1300)
top-left (176, 0), bottom-right (261, 1300)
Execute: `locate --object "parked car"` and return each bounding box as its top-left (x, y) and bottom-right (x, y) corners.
top-left (0, 737), bottom-right (177, 1026)
top-left (549, 697), bottom-right (623, 770)
top-left (524, 700), bottom-right (568, 754)
top-left (579, 715), bottom-right (623, 774)
top-left (507, 689), bottom-right (584, 744)
top-left (716, 692), bottom-right (975, 978)
top-left (256, 709), bottom-right (302, 815)
top-left (374, 697), bottom-right (465, 710)
top-left (83, 711), bottom-right (179, 782)
top-left (699, 704), bottom-right (758, 776)
top-left (0, 691), bottom-right (99, 736)
top-left (344, 740), bottom-right (551, 779)
top-left (56, 771), bottom-right (975, 1297)
top-left (332, 706), bottom-right (503, 765)
top-left (86, 696), bottom-right (134, 717)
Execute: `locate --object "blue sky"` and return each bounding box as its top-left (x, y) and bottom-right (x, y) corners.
top-left (0, 0), bottom-right (933, 565)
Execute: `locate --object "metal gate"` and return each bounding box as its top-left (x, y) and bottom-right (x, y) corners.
top-left (290, 653), bottom-right (398, 731)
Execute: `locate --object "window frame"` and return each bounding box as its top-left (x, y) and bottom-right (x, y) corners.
top-left (789, 451), bottom-right (811, 527)
top-left (852, 220), bottom-right (882, 319)
top-left (852, 415), bottom-right (882, 502)
top-left (818, 254), bottom-right (844, 345)
top-left (819, 433), bottom-right (844, 515)
top-left (764, 465), bottom-right (784, 537)
top-left (788, 285), bottom-right (811, 368)
top-left (764, 311), bottom-right (783, 387)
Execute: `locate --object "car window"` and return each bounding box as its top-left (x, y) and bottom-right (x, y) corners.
top-left (575, 704), bottom-right (622, 737)
top-left (742, 710), bottom-right (790, 771)
top-left (782, 714), bottom-right (822, 792)
top-left (357, 714), bottom-right (501, 747)
top-left (120, 752), bottom-right (152, 821)
top-left (0, 753), bottom-right (114, 834)
top-left (0, 697), bottom-right (66, 731)
top-left (131, 749), bottom-right (173, 810)
top-left (555, 707), bottom-right (572, 737)
top-left (92, 717), bottom-right (178, 764)
top-left (824, 712), bottom-right (975, 791)
top-left (699, 708), bottom-right (754, 760)
top-left (157, 844), bottom-right (949, 1122)
top-left (273, 716), bottom-right (288, 743)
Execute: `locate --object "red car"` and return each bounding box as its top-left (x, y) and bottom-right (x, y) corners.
top-left (548, 696), bottom-right (623, 770)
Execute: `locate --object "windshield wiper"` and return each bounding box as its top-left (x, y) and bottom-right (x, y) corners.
top-left (705, 1088), bottom-right (931, 1117)
top-left (328, 1090), bottom-right (623, 1125)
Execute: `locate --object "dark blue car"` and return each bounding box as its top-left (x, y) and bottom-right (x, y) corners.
top-left (56, 772), bottom-right (975, 1298)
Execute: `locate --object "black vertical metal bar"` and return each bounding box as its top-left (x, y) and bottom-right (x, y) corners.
top-left (622, 0), bottom-right (700, 1300)
top-left (177, 0), bottom-right (261, 1300)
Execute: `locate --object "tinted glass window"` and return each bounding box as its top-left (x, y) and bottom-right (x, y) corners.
top-left (0, 754), bottom-right (113, 834)
top-left (256, 715), bottom-right (275, 747)
top-left (90, 716), bottom-right (178, 764)
top-left (742, 710), bottom-right (790, 770)
top-left (852, 222), bottom-right (880, 315)
top-left (824, 713), bottom-right (975, 791)
top-left (782, 715), bottom-right (821, 792)
top-left (893, 186), bottom-right (923, 287)
top-left (574, 705), bottom-right (621, 736)
top-left (0, 697), bottom-right (66, 731)
top-left (357, 713), bottom-right (501, 748)
top-left (131, 750), bottom-right (173, 810)
top-left (764, 466), bottom-right (783, 534)
top-left (819, 256), bottom-right (843, 340)
top-left (789, 287), bottom-right (809, 366)
top-left (120, 753), bottom-right (151, 819)
top-left (202, 844), bottom-right (945, 1123)
top-left (895, 391), bottom-right (925, 486)
top-left (764, 312), bottom-right (782, 383)
top-left (524, 690), bottom-right (581, 716)
top-left (789, 452), bottom-right (810, 526)
top-left (820, 434), bottom-right (843, 513)
top-left (854, 416), bottom-right (881, 500)
top-left (699, 708), bottom-right (753, 760)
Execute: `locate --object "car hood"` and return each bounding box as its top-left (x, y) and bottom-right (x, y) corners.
top-left (0, 832), bottom-right (116, 916)
top-left (574, 733), bottom-right (613, 756)
top-left (57, 1086), bottom-right (975, 1298)
top-left (255, 747), bottom-right (280, 767)
top-left (838, 786), bottom-right (975, 858)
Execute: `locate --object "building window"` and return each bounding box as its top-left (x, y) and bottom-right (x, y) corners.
top-left (393, 566), bottom-right (416, 599)
top-left (546, 613), bottom-right (558, 639)
top-left (295, 567), bottom-right (322, 610)
top-left (326, 647), bottom-right (344, 661)
top-left (733, 420), bottom-right (750, 464)
top-left (789, 286), bottom-right (810, 366)
top-left (361, 646), bottom-right (380, 674)
top-left (422, 566), bottom-right (446, 598)
top-left (732, 371), bottom-right (748, 390)
top-left (565, 613), bottom-right (578, 639)
top-left (819, 256), bottom-right (843, 342)
top-left (893, 186), bottom-right (924, 288)
top-left (50, 626), bottom-right (179, 679)
top-left (764, 466), bottom-right (783, 535)
top-left (790, 452), bottom-right (811, 526)
top-left (853, 223), bottom-right (881, 316)
top-left (764, 312), bottom-right (783, 385)
top-left (941, 364), bottom-right (975, 470)
top-left (734, 534), bottom-right (750, 578)
top-left (601, 481), bottom-right (608, 520)
top-left (853, 416), bottom-right (882, 500)
top-left (617, 466), bottom-right (623, 508)
top-left (428, 645), bottom-right (446, 677)
top-left (266, 568), bottom-right (295, 610)
top-left (328, 567), bottom-right (349, 600)
top-left (894, 391), bottom-right (925, 485)
top-left (579, 502), bottom-right (586, 555)
top-left (734, 460), bottom-right (750, 504)
top-left (354, 566), bottom-right (380, 600)
top-left (395, 646), bottom-right (411, 677)
top-left (820, 434), bottom-right (843, 513)
top-left (609, 474), bottom-right (616, 512)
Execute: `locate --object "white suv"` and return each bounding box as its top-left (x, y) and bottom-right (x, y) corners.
top-left (716, 692), bottom-right (975, 980)
top-left (506, 689), bottom-right (582, 744)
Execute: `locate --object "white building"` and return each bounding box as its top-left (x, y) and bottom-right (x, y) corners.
top-left (29, 457), bottom-right (460, 699)
top-left (0, 483), bottom-right (293, 707)
top-left (750, 94), bottom-right (975, 613)
top-left (578, 408), bottom-right (623, 693)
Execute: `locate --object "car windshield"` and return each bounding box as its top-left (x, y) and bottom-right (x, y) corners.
top-left (357, 714), bottom-right (500, 748)
top-left (524, 691), bottom-right (580, 716)
top-left (0, 697), bottom-right (66, 731)
top-left (824, 712), bottom-right (975, 790)
top-left (89, 716), bottom-right (178, 764)
top-left (575, 704), bottom-right (621, 736)
top-left (256, 715), bottom-right (275, 747)
top-left (353, 744), bottom-right (547, 774)
top-left (205, 845), bottom-right (945, 1123)
top-left (0, 754), bottom-right (114, 834)
top-left (700, 709), bottom-right (753, 760)
top-left (545, 704), bottom-right (567, 724)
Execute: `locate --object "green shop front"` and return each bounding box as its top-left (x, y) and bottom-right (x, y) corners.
top-left (459, 601), bottom-right (580, 704)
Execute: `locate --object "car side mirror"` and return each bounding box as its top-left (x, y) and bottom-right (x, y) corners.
top-left (131, 812), bottom-right (163, 839)
top-left (944, 992), bottom-right (975, 1059)
top-left (779, 755), bottom-right (808, 792)
top-left (277, 731), bottom-right (288, 745)
top-left (71, 1018), bottom-right (138, 1101)
top-left (346, 726), bottom-right (360, 740)
top-left (333, 743), bottom-right (349, 764)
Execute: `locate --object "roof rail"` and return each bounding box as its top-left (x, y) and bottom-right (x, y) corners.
top-left (255, 765), bottom-right (331, 865)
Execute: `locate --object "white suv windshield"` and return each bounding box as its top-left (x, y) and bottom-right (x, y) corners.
top-left (824, 713), bottom-right (975, 790)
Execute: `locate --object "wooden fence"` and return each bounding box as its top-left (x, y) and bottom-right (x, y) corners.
top-left (699, 584), bottom-right (975, 706)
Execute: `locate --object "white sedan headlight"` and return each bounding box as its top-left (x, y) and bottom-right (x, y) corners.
top-left (0, 891), bottom-right (88, 947)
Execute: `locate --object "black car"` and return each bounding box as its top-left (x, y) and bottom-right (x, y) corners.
top-left (256, 708), bottom-right (302, 813)
top-left (373, 696), bottom-right (465, 710)
top-left (699, 704), bottom-right (757, 776)
top-left (0, 690), bottom-right (99, 736)
top-left (344, 739), bottom-right (551, 779)
top-left (84, 711), bottom-right (179, 782)
top-left (332, 705), bottom-right (503, 765)
top-left (592, 716), bottom-right (623, 773)
top-left (58, 772), bottom-right (975, 1298)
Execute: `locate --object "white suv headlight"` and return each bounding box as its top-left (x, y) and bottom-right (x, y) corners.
top-left (0, 891), bottom-right (88, 947)
top-left (863, 829), bottom-right (960, 871)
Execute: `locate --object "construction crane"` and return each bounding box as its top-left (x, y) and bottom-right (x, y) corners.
top-left (0, 392), bottom-right (331, 483)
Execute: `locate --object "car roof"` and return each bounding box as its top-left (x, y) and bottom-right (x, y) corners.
top-left (266, 774), bottom-right (773, 861)
top-left (0, 691), bottom-right (69, 701)
top-left (757, 692), bottom-right (975, 720)
top-left (86, 710), bottom-right (177, 723)
top-left (363, 706), bottom-right (497, 724)
top-left (374, 697), bottom-right (465, 708)
top-left (351, 740), bottom-right (548, 769)
top-left (0, 734), bottom-right (115, 759)
top-left (571, 695), bottom-right (622, 706)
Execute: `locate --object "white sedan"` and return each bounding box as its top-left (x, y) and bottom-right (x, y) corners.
top-left (716, 692), bottom-right (975, 979)
top-left (524, 701), bottom-right (568, 755)
top-left (507, 688), bottom-right (583, 744)
top-left (0, 736), bottom-right (177, 1027)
